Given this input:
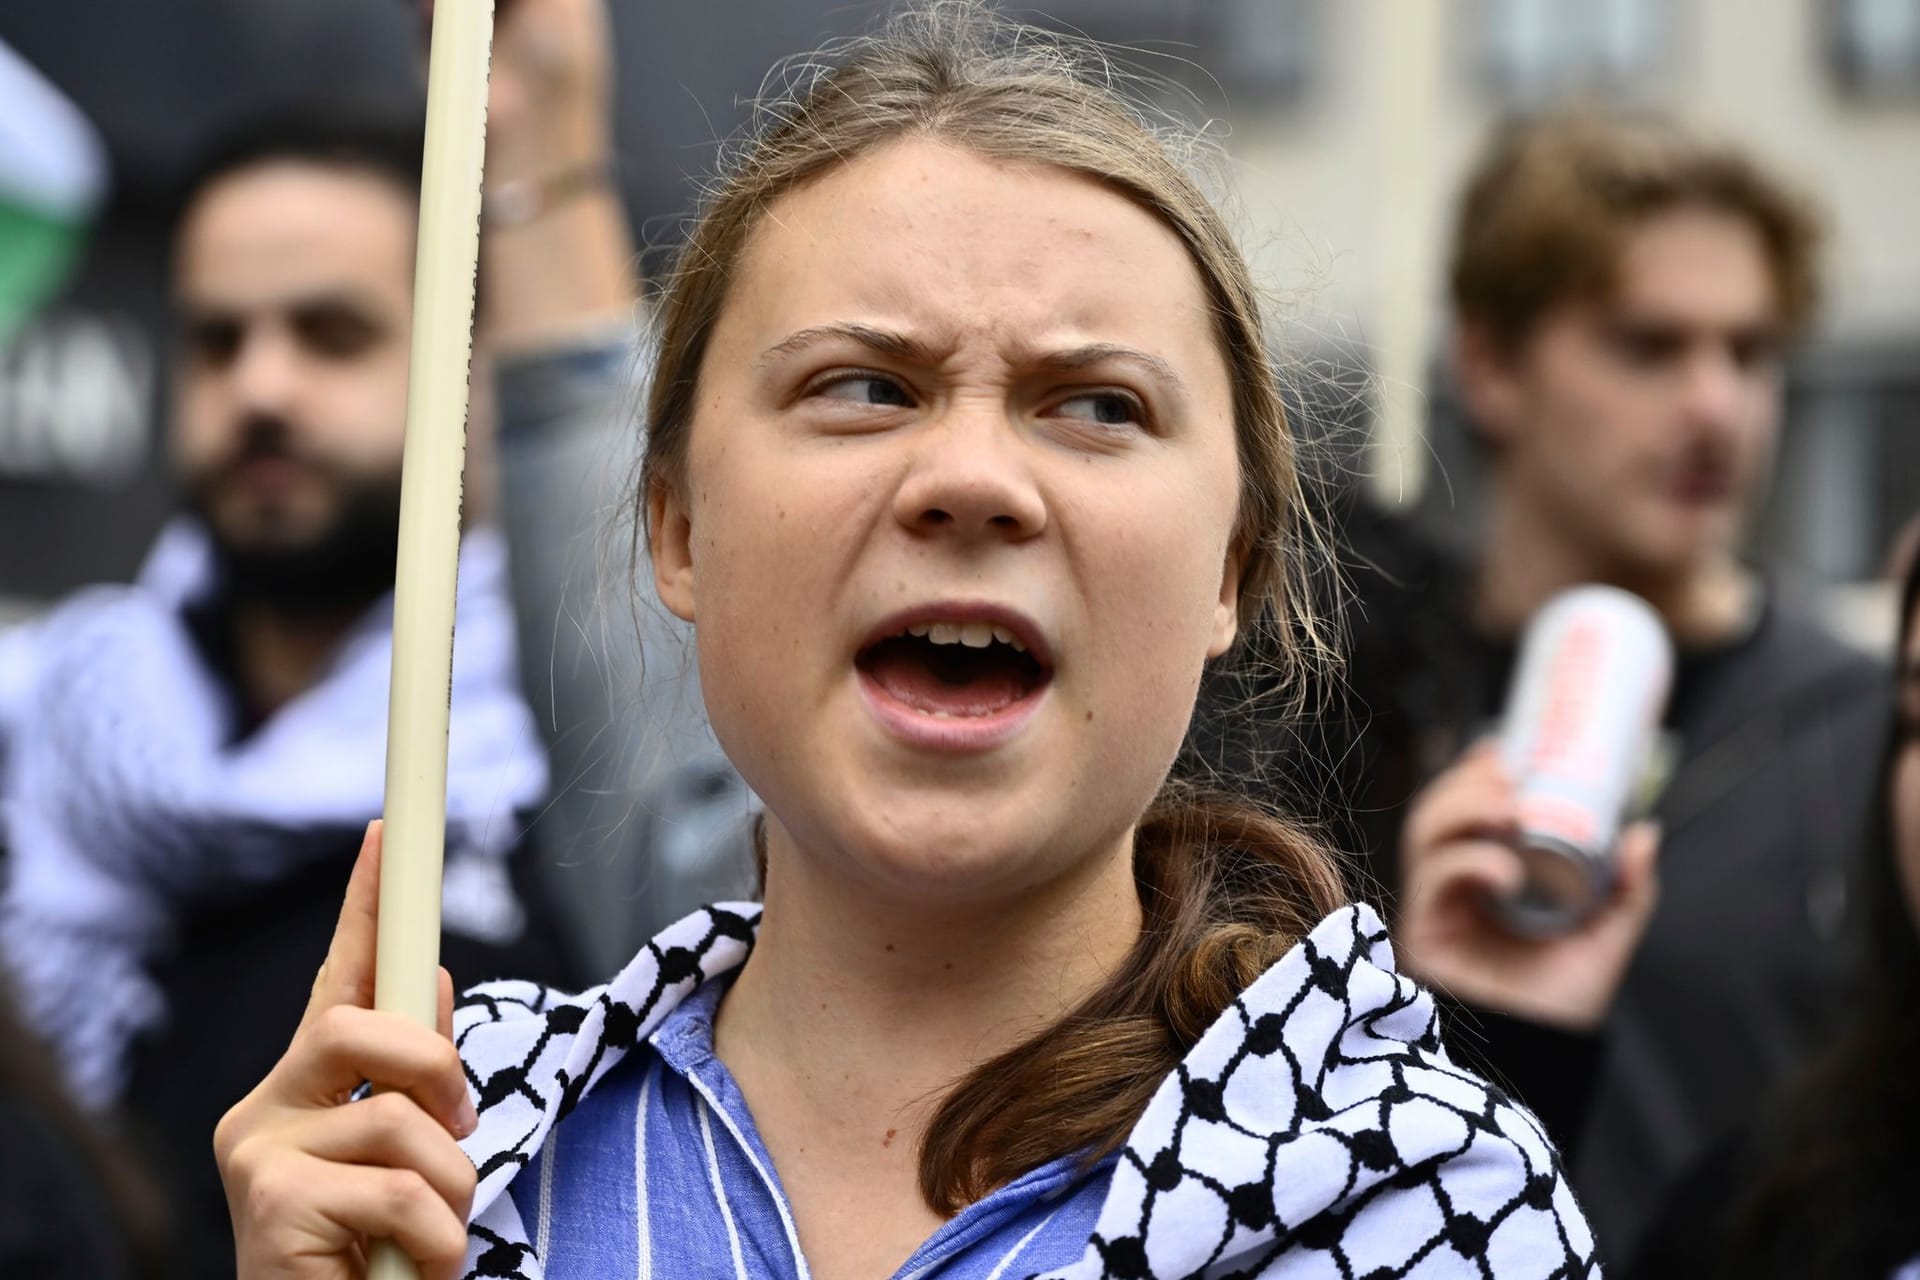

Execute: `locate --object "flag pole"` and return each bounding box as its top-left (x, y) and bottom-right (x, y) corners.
top-left (371, 2), bottom-right (494, 1276)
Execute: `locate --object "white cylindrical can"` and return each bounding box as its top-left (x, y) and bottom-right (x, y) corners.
top-left (1496, 585), bottom-right (1673, 935)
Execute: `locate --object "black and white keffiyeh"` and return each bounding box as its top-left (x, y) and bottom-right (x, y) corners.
top-left (453, 902), bottom-right (1598, 1278)
top-left (0, 520), bottom-right (547, 1109)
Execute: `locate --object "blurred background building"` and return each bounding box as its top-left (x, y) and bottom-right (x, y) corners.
top-left (1, 0), bottom-right (1915, 637)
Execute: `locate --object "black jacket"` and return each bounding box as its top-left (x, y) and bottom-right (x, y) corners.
top-left (1625, 1118), bottom-right (1920, 1278)
top-left (1187, 507), bottom-right (1889, 1262)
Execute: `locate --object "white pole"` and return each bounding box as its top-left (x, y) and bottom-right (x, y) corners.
top-left (1366, 0), bottom-right (1445, 509)
top-left (371, 2), bottom-right (494, 1277)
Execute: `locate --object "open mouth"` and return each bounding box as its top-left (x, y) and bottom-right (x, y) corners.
top-left (856, 617), bottom-right (1052, 720)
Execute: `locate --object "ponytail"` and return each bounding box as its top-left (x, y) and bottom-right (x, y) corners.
top-left (917, 779), bottom-right (1349, 1213)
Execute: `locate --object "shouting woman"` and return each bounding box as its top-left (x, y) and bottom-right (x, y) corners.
top-left (213, 6), bottom-right (1593, 1277)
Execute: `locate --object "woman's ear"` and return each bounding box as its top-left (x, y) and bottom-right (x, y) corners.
top-left (1208, 546), bottom-right (1242, 659)
top-left (648, 481), bottom-right (697, 623)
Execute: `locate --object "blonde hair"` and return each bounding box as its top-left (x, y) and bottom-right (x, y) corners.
top-left (639, 1), bottom-right (1347, 1212)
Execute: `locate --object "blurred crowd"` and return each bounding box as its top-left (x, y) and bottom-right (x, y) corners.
top-left (0, 0), bottom-right (1916, 1276)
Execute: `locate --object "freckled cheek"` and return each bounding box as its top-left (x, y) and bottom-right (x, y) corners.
top-left (691, 512), bottom-right (788, 663)
top-left (685, 473), bottom-right (843, 724)
top-left (690, 535), bottom-right (798, 782)
top-left (1076, 521), bottom-right (1223, 734)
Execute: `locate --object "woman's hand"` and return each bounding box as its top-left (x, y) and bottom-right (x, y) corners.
top-left (1394, 745), bottom-right (1660, 1031)
top-left (214, 823), bottom-right (478, 1280)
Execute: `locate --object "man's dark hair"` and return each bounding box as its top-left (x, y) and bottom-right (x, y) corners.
top-left (172, 100), bottom-right (426, 236)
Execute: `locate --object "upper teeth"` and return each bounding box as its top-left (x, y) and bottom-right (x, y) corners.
top-left (904, 621), bottom-right (1027, 653)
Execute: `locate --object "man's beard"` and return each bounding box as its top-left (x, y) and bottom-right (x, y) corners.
top-left (184, 416), bottom-right (404, 617)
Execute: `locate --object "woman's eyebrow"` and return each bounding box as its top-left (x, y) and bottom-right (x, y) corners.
top-left (758, 322), bottom-right (938, 369)
top-left (1030, 343), bottom-right (1190, 401)
top-left (759, 327), bottom-right (1191, 398)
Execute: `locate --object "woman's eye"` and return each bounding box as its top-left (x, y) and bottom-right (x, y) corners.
top-left (1053, 392), bottom-right (1142, 428)
top-left (815, 374), bottom-right (913, 407)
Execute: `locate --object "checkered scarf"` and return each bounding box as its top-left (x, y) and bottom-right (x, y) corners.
top-left (453, 902), bottom-right (1598, 1278)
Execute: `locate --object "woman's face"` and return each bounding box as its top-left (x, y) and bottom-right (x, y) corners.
top-left (1895, 595), bottom-right (1920, 929)
top-left (652, 137), bottom-right (1243, 906)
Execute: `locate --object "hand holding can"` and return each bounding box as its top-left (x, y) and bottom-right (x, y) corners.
top-left (1494, 585), bottom-right (1673, 936)
top-left (1396, 746), bottom-right (1662, 1029)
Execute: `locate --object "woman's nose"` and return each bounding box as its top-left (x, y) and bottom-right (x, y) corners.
top-left (891, 404), bottom-right (1047, 543)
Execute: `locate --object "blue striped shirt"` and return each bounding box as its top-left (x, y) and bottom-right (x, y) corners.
top-left (505, 975), bottom-right (1115, 1278)
top-left (459, 904), bottom-right (1599, 1278)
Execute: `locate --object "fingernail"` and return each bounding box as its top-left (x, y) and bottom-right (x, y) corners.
top-left (456, 1095), bottom-right (479, 1137)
